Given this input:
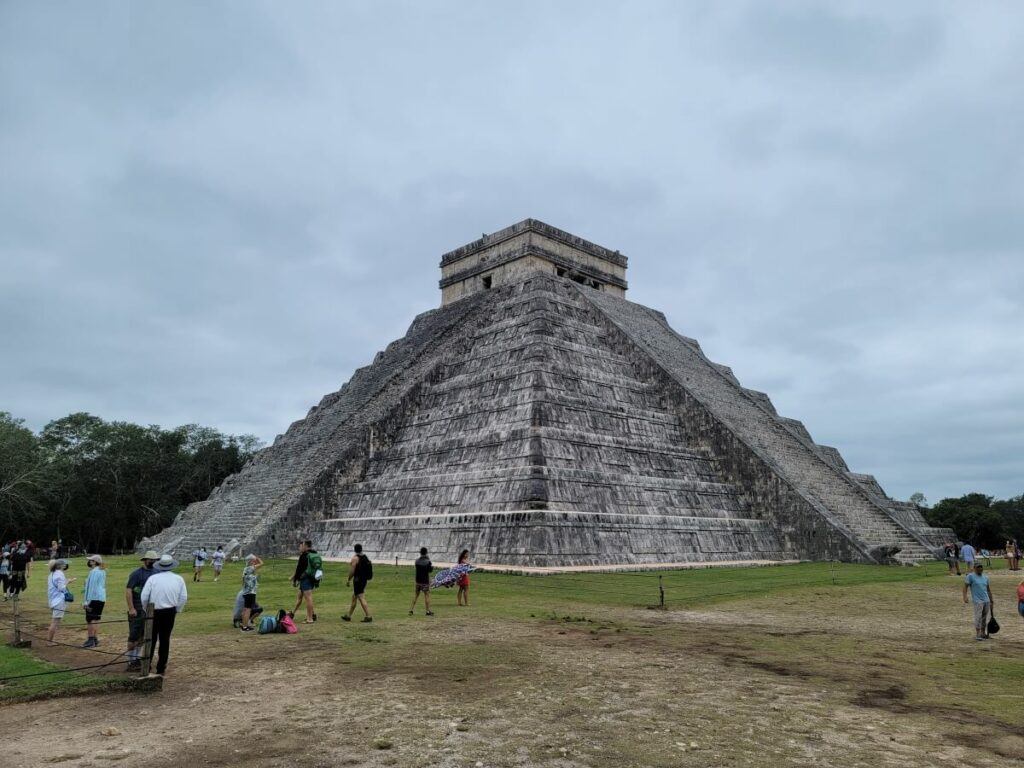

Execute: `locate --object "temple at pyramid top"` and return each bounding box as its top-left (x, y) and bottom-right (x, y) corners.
top-left (439, 218), bottom-right (628, 305)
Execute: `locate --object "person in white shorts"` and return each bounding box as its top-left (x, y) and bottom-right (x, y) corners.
top-left (212, 545), bottom-right (226, 582)
top-left (46, 559), bottom-right (76, 644)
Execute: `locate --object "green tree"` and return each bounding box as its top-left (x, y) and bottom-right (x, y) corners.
top-left (924, 493), bottom-right (1009, 549)
top-left (0, 412), bottom-right (50, 541)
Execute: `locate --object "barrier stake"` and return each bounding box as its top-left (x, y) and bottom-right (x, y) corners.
top-left (140, 603), bottom-right (155, 677)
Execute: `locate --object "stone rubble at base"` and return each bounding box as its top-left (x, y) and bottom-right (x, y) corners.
top-left (141, 220), bottom-right (952, 568)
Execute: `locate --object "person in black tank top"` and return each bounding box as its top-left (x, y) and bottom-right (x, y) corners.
top-left (341, 544), bottom-right (373, 623)
top-left (409, 547), bottom-right (434, 616)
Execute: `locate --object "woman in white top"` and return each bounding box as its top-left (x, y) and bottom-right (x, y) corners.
top-left (46, 559), bottom-right (76, 644)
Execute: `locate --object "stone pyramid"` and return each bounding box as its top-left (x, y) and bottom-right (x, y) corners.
top-left (144, 220), bottom-right (950, 567)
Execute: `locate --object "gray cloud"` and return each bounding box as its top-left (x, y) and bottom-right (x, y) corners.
top-left (1, 1), bottom-right (1022, 502)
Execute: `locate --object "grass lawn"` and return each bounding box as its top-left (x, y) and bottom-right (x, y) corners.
top-left (1, 555), bottom-right (1021, 766)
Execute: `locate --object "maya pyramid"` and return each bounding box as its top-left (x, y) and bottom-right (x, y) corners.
top-left (144, 219), bottom-right (950, 567)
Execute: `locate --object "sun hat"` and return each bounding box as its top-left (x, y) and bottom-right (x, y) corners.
top-left (155, 554), bottom-right (178, 571)
top-left (87, 554), bottom-right (103, 564)
top-left (246, 553), bottom-right (258, 563)
top-left (55, 558), bottom-right (69, 569)
top-left (141, 550), bottom-right (160, 561)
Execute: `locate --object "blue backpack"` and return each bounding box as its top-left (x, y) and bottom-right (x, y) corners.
top-left (257, 615), bottom-right (277, 634)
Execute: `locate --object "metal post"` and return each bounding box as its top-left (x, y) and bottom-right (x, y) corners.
top-left (140, 603), bottom-right (155, 677)
top-left (658, 575), bottom-right (665, 609)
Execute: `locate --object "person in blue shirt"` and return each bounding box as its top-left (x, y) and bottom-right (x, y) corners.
top-left (960, 541), bottom-right (977, 570)
top-left (82, 555), bottom-right (108, 648)
top-left (963, 563), bottom-right (995, 641)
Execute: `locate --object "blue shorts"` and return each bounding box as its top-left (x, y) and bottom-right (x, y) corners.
top-left (298, 576), bottom-right (315, 592)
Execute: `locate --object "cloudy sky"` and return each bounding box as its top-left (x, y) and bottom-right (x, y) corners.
top-left (2, 2), bottom-right (1022, 503)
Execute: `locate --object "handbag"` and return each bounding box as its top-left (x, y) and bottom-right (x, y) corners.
top-left (987, 609), bottom-right (999, 635)
top-left (63, 588), bottom-right (74, 603)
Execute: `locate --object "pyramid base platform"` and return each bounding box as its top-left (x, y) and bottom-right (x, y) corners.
top-left (309, 510), bottom-right (795, 569)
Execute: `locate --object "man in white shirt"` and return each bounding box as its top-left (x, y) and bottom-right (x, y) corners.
top-left (139, 554), bottom-right (188, 677)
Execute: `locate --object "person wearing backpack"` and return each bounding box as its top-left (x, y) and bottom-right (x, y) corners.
top-left (409, 547), bottom-right (434, 616)
top-left (292, 540), bottom-right (322, 624)
top-left (341, 543), bottom-right (373, 623)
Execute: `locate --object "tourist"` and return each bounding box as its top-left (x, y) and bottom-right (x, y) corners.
top-left (1013, 540), bottom-right (1022, 571)
top-left (139, 554), bottom-right (188, 677)
top-left (409, 547), bottom-right (434, 616)
top-left (239, 553), bottom-right (264, 632)
top-left (46, 559), bottom-right (74, 645)
top-left (963, 563), bottom-right (995, 641)
top-left (1018, 579), bottom-right (1024, 620)
top-left (292, 540), bottom-right (321, 624)
top-left (82, 555), bottom-right (107, 648)
top-left (943, 542), bottom-right (959, 575)
top-left (192, 546), bottom-right (208, 582)
top-left (49, 540), bottom-right (59, 560)
top-left (341, 543), bottom-right (373, 623)
top-left (960, 541), bottom-right (977, 571)
top-left (211, 545), bottom-right (226, 582)
top-left (9, 544), bottom-right (31, 597)
top-left (979, 548), bottom-right (993, 567)
top-left (0, 551), bottom-right (10, 599)
top-left (125, 550), bottom-right (159, 672)
top-left (457, 549), bottom-right (472, 607)
top-left (232, 589), bottom-right (263, 628)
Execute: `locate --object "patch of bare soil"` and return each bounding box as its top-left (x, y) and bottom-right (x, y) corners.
top-left (2, 578), bottom-right (1022, 768)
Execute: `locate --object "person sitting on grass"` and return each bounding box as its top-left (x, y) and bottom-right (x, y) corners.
top-left (46, 559), bottom-right (75, 645)
top-left (457, 549), bottom-right (472, 607)
top-left (233, 590), bottom-right (263, 628)
top-left (82, 555), bottom-right (107, 648)
top-left (341, 544), bottom-right (373, 623)
top-left (239, 553), bottom-right (264, 632)
top-left (963, 562), bottom-right (995, 641)
top-left (410, 547), bottom-right (434, 616)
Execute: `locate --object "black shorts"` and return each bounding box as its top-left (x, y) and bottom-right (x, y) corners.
top-left (353, 579), bottom-right (367, 597)
top-left (85, 600), bottom-right (105, 622)
top-left (243, 593), bottom-right (257, 609)
top-left (128, 610), bottom-right (147, 642)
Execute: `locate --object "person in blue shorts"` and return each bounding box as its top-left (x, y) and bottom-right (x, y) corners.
top-left (292, 540), bottom-right (321, 624)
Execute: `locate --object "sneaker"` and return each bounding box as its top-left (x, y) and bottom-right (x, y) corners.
top-left (232, 619), bottom-right (241, 629)
top-left (81, 638), bottom-right (96, 648)
top-left (341, 615), bottom-right (351, 622)
top-left (241, 626), bottom-right (255, 632)
top-left (409, 610), bottom-right (414, 616)
top-left (361, 617), bottom-right (373, 623)
top-left (425, 611), bottom-right (434, 616)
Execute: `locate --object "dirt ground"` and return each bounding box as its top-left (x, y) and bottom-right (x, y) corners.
top-left (3, 572), bottom-right (1023, 767)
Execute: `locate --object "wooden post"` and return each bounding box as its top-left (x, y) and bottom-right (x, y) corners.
top-left (9, 594), bottom-right (31, 648)
top-left (139, 603), bottom-right (155, 677)
top-left (829, 560), bottom-right (837, 586)
top-left (658, 575), bottom-right (665, 609)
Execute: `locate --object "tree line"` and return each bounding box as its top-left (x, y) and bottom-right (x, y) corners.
top-left (920, 492), bottom-right (1024, 549)
top-left (0, 411), bottom-right (262, 553)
